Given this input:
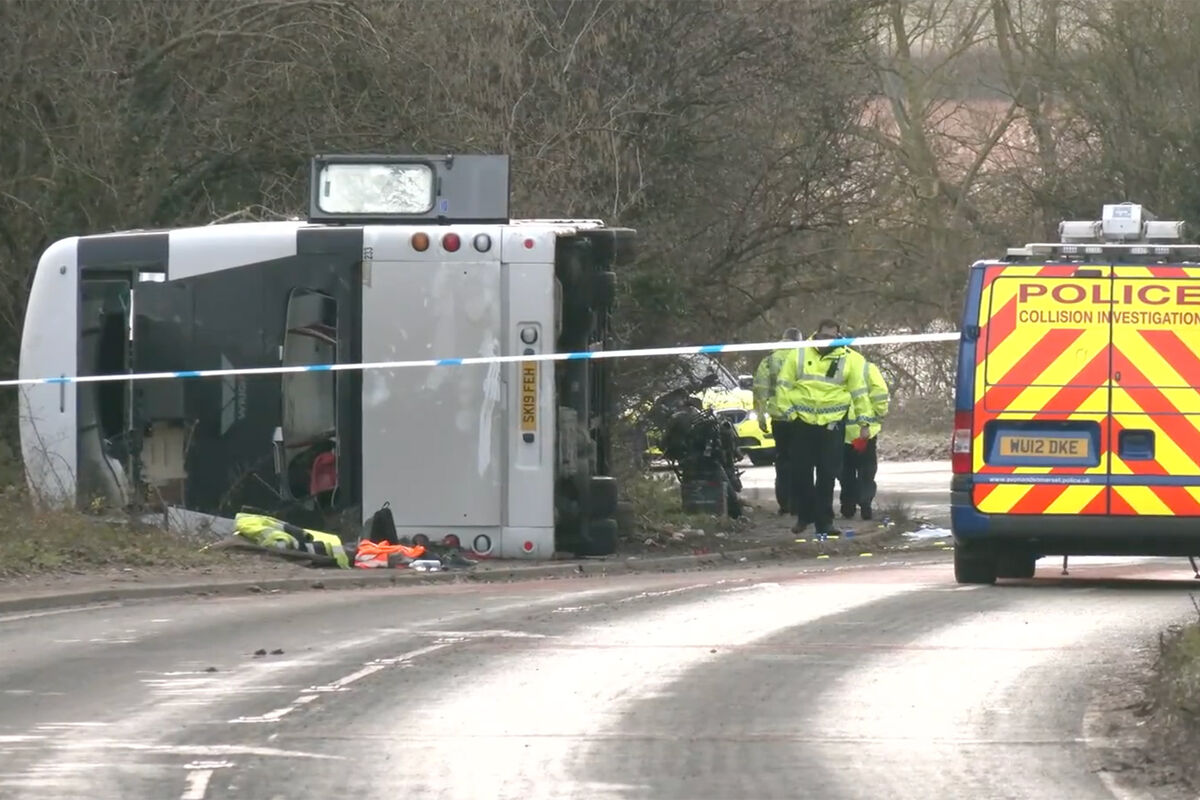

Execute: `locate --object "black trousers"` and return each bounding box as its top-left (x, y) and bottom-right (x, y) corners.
top-left (789, 420), bottom-right (845, 533)
top-left (771, 418), bottom-right (795, 513)
top-left (839, 437), bottom-right (879, 512)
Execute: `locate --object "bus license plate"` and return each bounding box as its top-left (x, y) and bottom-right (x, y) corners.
top-left (520, 361), bottom-right (537, 432)
top-left (997, 434), bottom-right (1089, 460)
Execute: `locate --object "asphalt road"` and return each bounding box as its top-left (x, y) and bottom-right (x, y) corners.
top-left (2, 553), bottom-right (1199, 799)
top-left (741, 459), bottom-right (952, 525)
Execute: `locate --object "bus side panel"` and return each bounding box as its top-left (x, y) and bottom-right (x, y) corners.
top-left (1109, 265), bottom-right (1200, 516)
top-left (971, 264), bottom-right (1112, 516)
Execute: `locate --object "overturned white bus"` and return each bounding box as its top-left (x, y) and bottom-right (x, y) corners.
top-left (18, 154), bottom-right (634, 558)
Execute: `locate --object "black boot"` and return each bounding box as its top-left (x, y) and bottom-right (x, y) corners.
top-left (861, 504), bottom-right (873, 521)
top-left (840, 505), bottom-right (855, 519)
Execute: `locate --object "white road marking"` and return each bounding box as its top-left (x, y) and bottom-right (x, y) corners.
top-left (54, 741), bottom-right (345, 759)
top-left (724, 582), bottom-right (784, 593)
top-left (414, 629), bottom-right (551, 639)
top-left (551, 583), bottom-right (723, 614)
top-left (178, 759), bottom-right (235, 799)
top-left (229, 706), bottom-right (301, 724)
top-left (0, 603), bottom-right (121, 624)
top-left (231, 642), bottom-right (452, 722)
top-left (321, 664), bottom-right (388, 691)
top-left (180, 769), bottom-right (213, 800)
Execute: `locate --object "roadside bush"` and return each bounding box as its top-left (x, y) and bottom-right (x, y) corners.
top-left (1141, 607), bottom-right (1200, 790)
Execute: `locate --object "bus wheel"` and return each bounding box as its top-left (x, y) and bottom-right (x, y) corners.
top-left (576, 518), bottom-right (618, 557)
top-left (954, 543), bottom-right (997, 585)
top-left (995, 550), bottom-right (1036, 580)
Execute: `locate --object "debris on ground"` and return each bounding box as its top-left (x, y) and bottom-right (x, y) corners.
top-left (904, 523), bottom-right (953, 541)
top-left (214, 507), bottom-right (484, 572)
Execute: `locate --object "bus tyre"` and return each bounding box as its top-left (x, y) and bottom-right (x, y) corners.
top-left (578, 518), bottom-right (618, 557)
top-left (995, 551), bottom-right (1037, 580)
top-left (587, 476), bottom-right (619, 519)
top-left (954, 543), bottom-right (997, 585)
top-left (747, 451), bottom-right (774, 467)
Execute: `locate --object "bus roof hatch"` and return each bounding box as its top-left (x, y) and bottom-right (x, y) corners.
top-left (307, 153), bottom-right (510, 225)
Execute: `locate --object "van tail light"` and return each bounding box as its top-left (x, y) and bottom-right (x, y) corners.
top-left (951, 410), bottom-right (973, 474)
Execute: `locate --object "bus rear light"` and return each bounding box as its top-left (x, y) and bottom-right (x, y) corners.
top-left (951, 410), bottom-right (973, 474)
top-left (411, 232), bottom-right (430, 252)
top-left (442, 233), bottom-right (461, 252)
top-left (473, 233), bottom-right (492, 252)
top-left (523, 238), bottom-right (535, 249)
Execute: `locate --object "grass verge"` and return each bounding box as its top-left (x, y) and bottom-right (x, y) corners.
top-left (621, 470), bottom-right (750, 533)
top-left (0, 487), bottom-right (227, 579)
top-left (1134, 604), bottom-right (1200, 791)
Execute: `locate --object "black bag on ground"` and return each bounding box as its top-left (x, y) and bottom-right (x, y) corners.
top-left (367, 502), bottom-right (400, 544)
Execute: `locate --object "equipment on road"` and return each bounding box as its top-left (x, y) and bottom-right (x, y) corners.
top-left (18, 154), bottom-right (634, 559)
top-left (950, 202), bottom-right (1200, 583)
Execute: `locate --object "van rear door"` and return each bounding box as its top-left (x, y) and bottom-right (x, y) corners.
top-left (1108, 265), bottom-right (1200, 516)
top-left (971, 264), bottom-right (1111, 516)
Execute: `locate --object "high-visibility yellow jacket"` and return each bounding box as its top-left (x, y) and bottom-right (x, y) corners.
top-left (775, 344), bottom-right (873, 427)
top-left (751, 348), bottom-right (793, 420)
top-left (843, 354), bottom-right (890, 443)
top-left (234, 512), bottom-right (350, 568)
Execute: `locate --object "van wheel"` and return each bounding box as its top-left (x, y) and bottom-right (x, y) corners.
top-left (995, 551), bottom-right (1036, 579)
top-left (954, 543), bottom-right (997, 585)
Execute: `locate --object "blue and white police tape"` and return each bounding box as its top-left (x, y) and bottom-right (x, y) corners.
top-left (0, 330), bottom-right (961, 388)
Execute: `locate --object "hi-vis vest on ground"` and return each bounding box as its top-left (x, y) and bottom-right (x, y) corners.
top-left (235, 513), bottom-right (350, 568)
top-left (950, 202), bottom-right (1200, 585)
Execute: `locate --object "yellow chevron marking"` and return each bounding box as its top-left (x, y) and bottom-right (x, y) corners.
top-left (1043, 484), bottom-right (1103, 515)
top-left (975, 483), bottom-right (1033, 514)
top-left (1113, 485), bottom-right (1173, 516)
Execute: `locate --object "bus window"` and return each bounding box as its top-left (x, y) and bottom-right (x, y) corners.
top-left (280, 288), bottom-right (338, 506)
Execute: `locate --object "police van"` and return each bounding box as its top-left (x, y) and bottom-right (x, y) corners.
top-left (950, 202), bottom-right (1200, 583)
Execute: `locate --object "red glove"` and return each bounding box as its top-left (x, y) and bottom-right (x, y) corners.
top-left (851, 437), bottom-right (868, 453)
